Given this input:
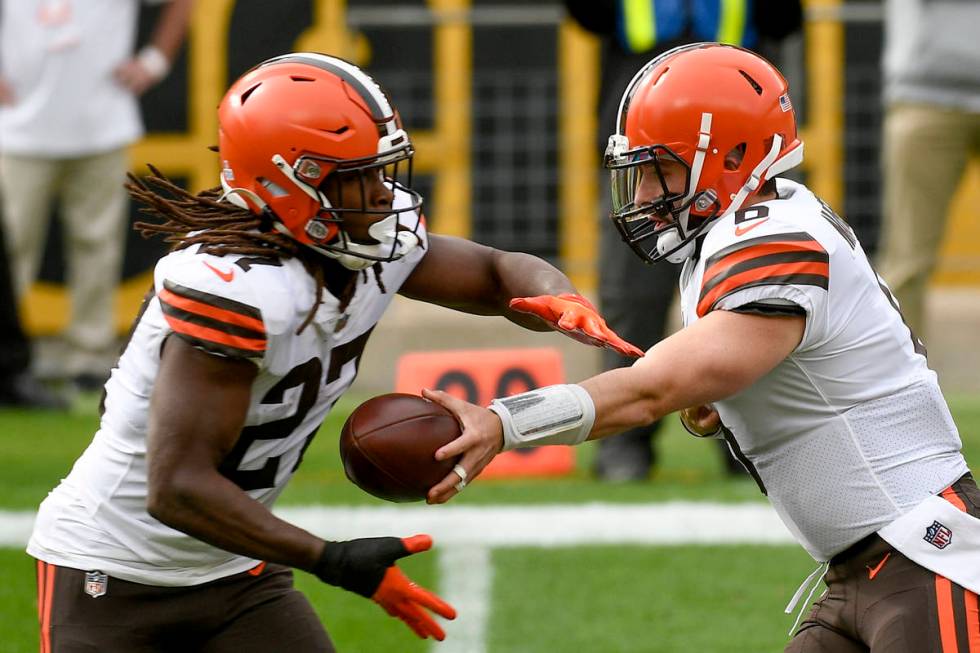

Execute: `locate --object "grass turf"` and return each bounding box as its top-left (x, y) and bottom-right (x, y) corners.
top-left (0, 395), bottom-right (977, 651)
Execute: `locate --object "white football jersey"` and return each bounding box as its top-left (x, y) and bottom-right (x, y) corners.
top-left (29, 196), bottom-right (428, 586)
top-left (679, 179), bottom-right (968, 561)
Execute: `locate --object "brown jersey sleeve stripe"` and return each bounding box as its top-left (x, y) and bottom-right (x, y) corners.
top-left (705, 231), bottom-right (820, 267)
top-left (162, 279), bottom-right (263, 322)
top-left (167, 317), bottom-right (266, 358)
top-left (702, 249), bottom-right (829, 296)
top-left (697, 263), bottom-right (829, 317)
top-left (160, 297), bottom-right (265, 341)
top-left (159, 285), bottom-right (265, 335)
top-left (703, 237), bottom-right (827, 285)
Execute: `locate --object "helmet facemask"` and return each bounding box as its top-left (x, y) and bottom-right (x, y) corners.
top-left (606, 137), bottom-right (721, 265)
top-left (274, 135), bottom-right (424, 271)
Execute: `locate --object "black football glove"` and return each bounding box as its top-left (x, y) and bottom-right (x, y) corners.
top-left (312, 534), bottom-right (456, 640)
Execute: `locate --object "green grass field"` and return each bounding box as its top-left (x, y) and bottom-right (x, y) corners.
top-left (1, 394), bottom-right (978, 652)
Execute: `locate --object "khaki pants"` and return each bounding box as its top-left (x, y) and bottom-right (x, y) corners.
top-left (877, 103), bottom-right (980, 340)
top-left (0, 149), bottom-right (129, 376)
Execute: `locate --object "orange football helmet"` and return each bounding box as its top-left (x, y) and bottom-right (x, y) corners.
top-left (605, 43), bottom-right (804, 263)
top-left (218, 53), bottom-right (422, 270)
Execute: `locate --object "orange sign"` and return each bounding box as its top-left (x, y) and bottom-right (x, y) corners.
top-left (394, 348), bottom-right (576, 478)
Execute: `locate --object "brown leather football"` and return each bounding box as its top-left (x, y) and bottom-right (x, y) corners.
top-left (340, 393), bottom-right (462, 502)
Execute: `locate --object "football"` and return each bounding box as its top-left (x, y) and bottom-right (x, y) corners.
top-left (340, 393), bottom-right (462, 502)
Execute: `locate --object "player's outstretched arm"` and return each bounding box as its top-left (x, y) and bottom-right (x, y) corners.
top-left (425, 310), bottom-right (805, 503)
top-left (398, 234), bottom-right (641, 355)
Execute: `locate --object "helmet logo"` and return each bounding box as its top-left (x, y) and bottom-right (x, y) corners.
top-left (779, 94), bottom-right (793, 112)
top-left (306, 220), bottom-right (330, 241)
top-left (297, 159), bottom-right (322, 181)
top-left (222, 161), bottom-right (235, 181)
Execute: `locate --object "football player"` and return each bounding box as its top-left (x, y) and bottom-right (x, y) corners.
top-left (27, 53), bottom-right (641, 652)
top-left (425, 43), bottom-right (979, 652)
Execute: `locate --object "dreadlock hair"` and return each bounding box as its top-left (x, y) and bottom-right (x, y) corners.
top-left (128, 165), bottom-right (388, 334)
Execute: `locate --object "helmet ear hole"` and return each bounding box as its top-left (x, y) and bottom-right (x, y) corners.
top-left (724, 143), bottom-right (747, 171)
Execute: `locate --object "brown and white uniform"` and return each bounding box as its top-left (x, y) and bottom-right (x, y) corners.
top-left (680, 179), bottom-right (977, 651)
top-left (28, 194), bottom-right (427, 651)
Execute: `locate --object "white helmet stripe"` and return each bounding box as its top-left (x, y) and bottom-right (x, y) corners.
top-left (677, 112), bottom-right (713, 233)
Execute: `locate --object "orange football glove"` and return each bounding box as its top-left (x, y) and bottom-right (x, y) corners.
top-left (312, 534), bottom-right (456, 640)
top-left (509, 293), bottom-right (644, 358)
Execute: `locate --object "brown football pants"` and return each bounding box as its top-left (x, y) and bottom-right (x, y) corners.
top-left (35, 561), bottom-right (335, 653)
top-left (785, 474), bottom-right (980, 653)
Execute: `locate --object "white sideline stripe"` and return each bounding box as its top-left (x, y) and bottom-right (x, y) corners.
top-left (0, 502), bottom-right (795, 548)
top-left (437, 546), bottom-right (491, 653)
top-left (273, 502), bottom-right (796, 546)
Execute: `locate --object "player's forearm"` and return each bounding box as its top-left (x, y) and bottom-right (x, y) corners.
top-left (147, 470), bottom-right (324, 572)
top-left (490, 250), bottom-right (577, 330)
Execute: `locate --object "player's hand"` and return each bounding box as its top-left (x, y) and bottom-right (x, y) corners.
top-left (679, 404), bottom-right (722, 438)
top-left (422, 387), bottom-right (504, 504)
top-left (509, 293), bottom-right (644, 358)
top-left (312, 534), bottom-right (456, 640)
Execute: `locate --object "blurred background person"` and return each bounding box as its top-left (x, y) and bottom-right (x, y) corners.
top-left (877, 0), bottom-right (980, 342)
top-left (0, 192), bottom-right (67, 409)
top-left (0, 0), bottom-right (193, 391)
top-left (562, 0), bottom-right (803, 481)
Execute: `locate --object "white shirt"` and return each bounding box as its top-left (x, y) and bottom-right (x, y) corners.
top-left (0, 0), bottom-right (146, 156)
top-left (680, 179), bottom-right (968, 561)
top-left (28, 197), bottom-right (428, 585)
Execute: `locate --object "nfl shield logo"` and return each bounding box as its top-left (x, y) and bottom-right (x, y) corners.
top-left (84, 571), bottom-right (108, 598)
top-left (924, 520), bottom-right (953, 549)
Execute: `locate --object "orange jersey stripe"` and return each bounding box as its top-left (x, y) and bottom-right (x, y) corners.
top-left (248, 561), bottom-right (267, 576)
top-left (703, 239), bottom-right (827, 286)
top-left (938, 576), bottom-right (960, 653)
top-left (965, 590), bottom-right (980, 653)
top-left (159, 288), bottom-right (265, 335)
top-left (942, 486), bottom-right (969, 512)
top-left (36, 560), bottom-right (46, 653)
top-left (698, 260), bottom-right (829, 317)
top-left (41, 563), bottom-right (55, 653)
top-left (164, 314), bottom-right (266, 353)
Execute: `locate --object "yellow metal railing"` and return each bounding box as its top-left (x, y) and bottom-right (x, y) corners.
top-left (20, 0), bottom-right (979, 336)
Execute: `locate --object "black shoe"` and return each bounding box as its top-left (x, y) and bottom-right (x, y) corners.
top-left (0, 372), bottom-right (69, 410)
top-left (593, 435), bottom-right (654, 483)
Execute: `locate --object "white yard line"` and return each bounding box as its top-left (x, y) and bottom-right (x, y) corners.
top-left (272, 502), bottom-right (795, 546)
top-left (436, 545), bottom-right (492, 653)
top-left (1, 502), bottom-right (795, 652)
top-left (0, 501), bottom-right (795, 548)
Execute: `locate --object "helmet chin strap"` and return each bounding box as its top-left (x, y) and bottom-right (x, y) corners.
top-left (306, 213), bottom-right (421, 271)
top-left (724, 134), bottom-right (784, 217)
top-left (656, 112), bottom-right (713, 264)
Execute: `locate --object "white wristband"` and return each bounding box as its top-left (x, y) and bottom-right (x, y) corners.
top-left (137, 45), bottom-right (170, 80)
top-left (489, 384), bottom-right (595, 451)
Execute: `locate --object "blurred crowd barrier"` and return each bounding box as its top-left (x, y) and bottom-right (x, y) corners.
top-left (20, 0), bottom-right (979, 337)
